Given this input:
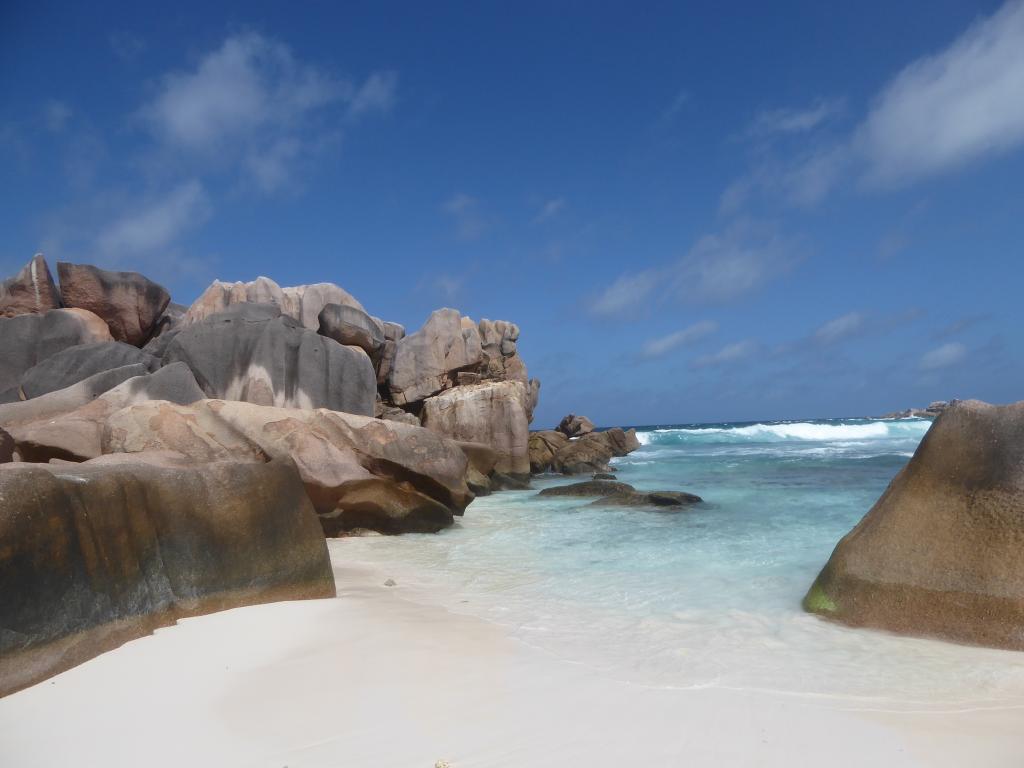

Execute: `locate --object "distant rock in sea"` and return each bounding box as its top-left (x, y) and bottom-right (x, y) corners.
top-left (877, 400), bottom-right (957, 420)
top-left (538, 478), bottom-right (702, 508)
top-left (529, 424), bottom-right (641, 475)
top-left (804, 399), bottom-right (1024, 650)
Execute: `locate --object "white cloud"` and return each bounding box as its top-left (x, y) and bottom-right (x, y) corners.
top-left (693, 340), bottom-right (757, 369)
top-left (814, 311), bottom-right (865, 344)
top-left (141, 32), bottom-right (395, 191)
top-left (442, 193), bottom-right (488, 240)
top-left (919, 342), bottom-right (968, 370)
top-left (640, 321), bottom-right (718, 359)
top-left (857, 0), bottom-right (1024, 185)
top-left (534, 197), bottom-right (565, 223)
top-left (749, 99), bottom-right (844, 138)
top-left (96, 180), bottom-right (210, 256)
top-left (43, 100), bottom-right (72, 133)
top-left (588, 270), bottom-right (659, 317)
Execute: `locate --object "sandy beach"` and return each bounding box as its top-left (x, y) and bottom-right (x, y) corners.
top-left (2, 547), bottom-right (1021, 768)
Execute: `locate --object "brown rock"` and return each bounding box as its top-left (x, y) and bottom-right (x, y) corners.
top-left (0, 455), bottom-right (334, 697)
top-left (421, 380), bottom-right (530, 477)
top-left (804, 400), bottom-right (1024, 650)
top-left (0, 254), bottom-right (61, 318)
top-left (56, 262), bottom-right (170, 346)
top-left (557, 413), bottom-right (596, 438)
top-left (528, 430), bottom-right (570, 474)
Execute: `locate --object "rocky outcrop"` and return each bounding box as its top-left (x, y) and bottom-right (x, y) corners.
top-left (804, 400), bottom-right (1024, 650)
top-left (557, 413), bottom-right (595, 438)
top-left (56, 262), bottom-right (170, 346)
top-left (0, 254), bottom-right (61, 318)
top-left (0, 455), bottom-right (334, 697)
top-left (318, 303), bottom-right (385, 358)
top-left (878, 400), bottom-right (958, 420)
top-left (103, 399), bottom-right (473, 535)
top-left (537, 479), bottom-right (702, 508)
top-left (529, 427), bottom-right (640, 474)
top-left (18, 341), bottom-right (156, 399)
top-left (387, 309), bottom-right (483, 406)
top-left (375, 321), bottom-right (405, 386)
top-left (159, 303), bottom-right (376, 415)
top-left (421, 380), bottom-right (531, 477)
top-left (0, 428), bottom-right (12, 463)
top-left (0, 308), bottom-right (112, 402)
top-left (3, 363), bottom-right (205, 462)
top-left (478, 319), bottom-right (527, 383)
top-left (185, 277), bottom-right (365, 329)
top-left (456, 441), bottom-right (499, 495)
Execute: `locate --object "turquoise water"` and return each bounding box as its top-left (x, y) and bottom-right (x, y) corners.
top-left (336, 418), bottom-right (1024, 708)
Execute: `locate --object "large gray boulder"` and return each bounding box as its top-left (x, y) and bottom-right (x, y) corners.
top-left (0, 254), bottom-right (61, 318)
top-left (184, 277), bottom-right (365, 329)
top-left (318, 303), bottom-right (385, 358)
top-left (18, 341), bottom-right (157, 399)
top-left (57, 262), bottom-right (170, 346)
top-left (0, 454), bottom-right (334, 697)
top-left (804, 400), bottom-right (1024, 650)
top-left (388, 309), bottom-right (483, 406)
top-left (0, 308), bottom-right (112, 401)
top-left (421, 380), bottom-right (531, 477)
top-left (160, 303), bottom-right (376, 415)
top-left (102, 399), bottom-right (474, 535)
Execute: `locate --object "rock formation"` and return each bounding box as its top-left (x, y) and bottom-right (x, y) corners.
top-left (387, 308), bottom-right (484, 405)
top-left (57, 261), bottom-right (170, 346)
top-left (557, 413), bottom-right (596, 438)
top-left (0, 455), bottom-right (334, 697)
top-left (318, 303), bottom-right (385, 358)
top-left (0, 308), bottom-right (112, 401)
top-left (529, 426), bottom-right (640, 474)
top-left (537, 479), bottom-right (702, 508)
top-left (184, 276), bottom-right (365, 328)
top-left (18, 341), bottom-right (157, 399)
top-left (158, 303), bottom-right (376, 415)
top-left (804, 400), bottom-right (1024, 650)
top-left (0, 254), bottom-right (61, 318)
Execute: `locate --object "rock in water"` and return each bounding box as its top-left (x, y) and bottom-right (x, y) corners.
top-left (804, 400), bottom-right (1024, 650)
top-left (0, 254), bottom-right (61, 318)
top-left (56, 262), bottom-right (171, 346)
top-left (537, 479), bottom-right (702, 508)
top-left (421, 380), bottom-right (531, 477)
top-left (387, 308), bottom-right (483, 405)
top-left (0, 308), bottom-right (112, 401)
top-left (528, 430), bottom-right (570, 473)
top-left (18, 341), bottom-right (157, 399)
top-left (557, 413), bottom-right (596, 438)
top-left (159, 303), bottom-right (376, 415)
top-left (0, 455), bottom-right (334, 697)
top-left (318, 303), bottom-right (385, 358)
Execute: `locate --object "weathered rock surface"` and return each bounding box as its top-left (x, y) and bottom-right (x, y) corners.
top-left (557, 413), bottom-right (596, 438)
top-left (421, 380), bottom-right (530, 477)
top-left (804, 400), bottom-right (1024, 650)
top-left (0, 254), bottom-right (61, 318)
top-left (0, 455), bottom-right (334, 697)
top-left (3, 363), bottom-right (205, 463)
top-left (318, 303), bottom-right (385, 358)
top-left (150, 301), bottom-right (187, 339)
top-left (19, 341), bottom-right (156, 399)
top-left (160, 303), bottom-right (376, 415)
top-left (377, 404), bottom-right (420, 426)
top-left (478, 319), bottom-right (527, 383)
top-left (388, 309), bottom-right (483, 405)
top-left (529, 427), bottom-right (641, 475)
top-left (0, 308), bottom-right (112, 401)
top-left (456, 440), bottom-right (499, 495)
top-left (375, 322), bottom-right (405, 386)
top-left (185, 277), bottom-right (365, 329)
top-left (538, 479), bottom-right (702, 508)
top-left (103, 399), bottom-right (473, 535)
top-left (57, 262), bottom-right (170, 346)
top-left (0, 428), bottom-right (12, 463)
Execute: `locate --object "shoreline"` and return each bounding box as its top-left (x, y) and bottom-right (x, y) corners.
top-left (2, 548), bottom-right (1022, 767)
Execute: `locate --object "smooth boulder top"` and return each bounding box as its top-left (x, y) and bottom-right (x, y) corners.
top-left (804, 399), bottom-right (1024, 650)
top-left (0, 455), bottom-right (334, 697)
top-left (0, 254), bottom-right (61, 318)
top-left (18, 340), bottom-right (157, 400)
top-left (184, 277), bottom-right (366, 329)
top-left (159, 303), bottom-right (376, 416)
top-left (56, 261), bottom-right (171, 346)
top-left (318, 303), bottom-right (386, 357)
top-left (538, 479), bottom-right (702, 508)
top-left (0, 308), bottom-right (112, 401)
top-left (387, 308), bottom-right (484, 406)
top-left (557, 413), bottom-right (596, 438)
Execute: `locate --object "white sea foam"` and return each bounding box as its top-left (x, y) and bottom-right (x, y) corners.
top-left (636, 419), bottom-right (930, 446)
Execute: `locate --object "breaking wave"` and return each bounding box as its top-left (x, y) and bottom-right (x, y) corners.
top-left (635, 419), bottom-right (931, 446)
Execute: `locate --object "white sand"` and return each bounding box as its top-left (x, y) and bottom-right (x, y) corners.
top-left (1, 555), bottom-right (1022, 767)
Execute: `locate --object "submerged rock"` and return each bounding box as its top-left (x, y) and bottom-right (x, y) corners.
top-left (57, 261), bottom-right (171, 346)
top-left (804, 400), bottom-right (1024, 650)
top-left (0, 254), bottom-right (61, 318)
top-left (0, 455), bottom-right (334, 697)
top-left (538, 479), bottom-right (702, 508)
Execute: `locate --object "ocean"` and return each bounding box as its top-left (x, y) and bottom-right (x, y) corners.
top-left (335, 418), bottom-right (1024, 710)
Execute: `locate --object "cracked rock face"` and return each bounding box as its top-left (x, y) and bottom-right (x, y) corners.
top-left (0, 254), bottom-right (61, 318)
top-left (387, 308), bottom-right (483, 406)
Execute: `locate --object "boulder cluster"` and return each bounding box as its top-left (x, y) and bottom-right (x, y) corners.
top-left (0, 252), bottom-right (559, 694)
top-left (528, 424), bottom-right (641, 475)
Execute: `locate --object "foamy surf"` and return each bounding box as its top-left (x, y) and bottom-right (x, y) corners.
top-left (635, 419), bottom-right (932, 446)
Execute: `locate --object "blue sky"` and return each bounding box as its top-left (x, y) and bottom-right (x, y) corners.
top-left (2, 1), bottom-right (1022, 427)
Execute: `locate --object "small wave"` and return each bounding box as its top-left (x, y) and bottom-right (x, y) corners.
top-left (636, 419), bottom-right (931, 446)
